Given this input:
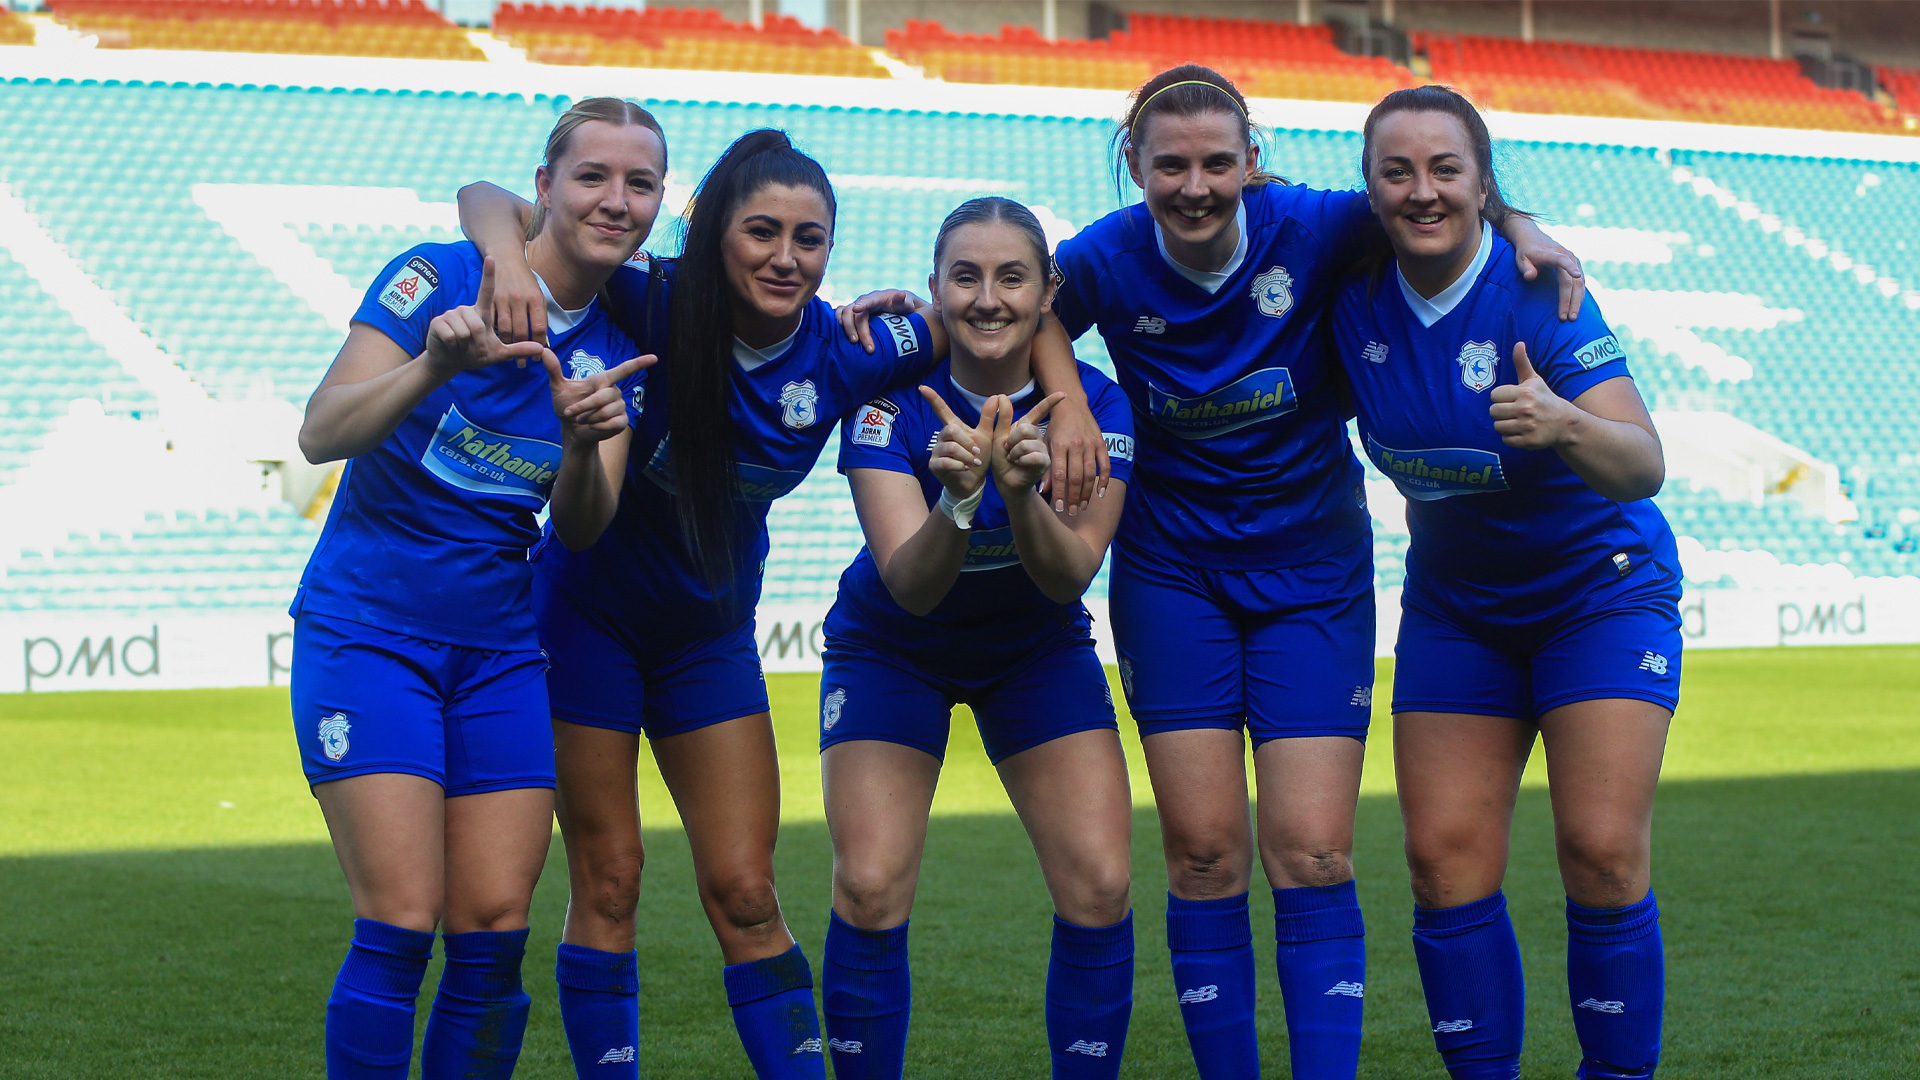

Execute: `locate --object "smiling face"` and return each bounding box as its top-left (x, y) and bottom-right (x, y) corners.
top-left (533, 119), bottom-right (666, 273)
top-left (1126, 108), bottom-right (1257, 272)
top-left (1366, 109), bottom-right (1489, 292)
top-left (931, 220), bottom-right (1055, 376)
top-left (720, 182), bottom-right (833, 346)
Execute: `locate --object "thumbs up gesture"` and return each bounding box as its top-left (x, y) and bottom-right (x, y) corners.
top-left (920, 386), bottom-right (997, 502)
top-left (542, 350), bottom-right (656, 445)
top-left (1488, 342), bottom-right (1573, 450)
top-left (424, 257), bottom-right (551, 377)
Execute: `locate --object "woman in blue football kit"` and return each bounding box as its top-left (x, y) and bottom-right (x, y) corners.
top-left (1331, 86), bottom-right (1679, 1080)
top-left (459, 134), bottom-right (1104, 1080)
top-left (1037, 66), bottom-right (1589, 1080)
top-left (291, 98), bottom-right (664, 1080)
top-left (817, 198), bottom-right (1136, 1080)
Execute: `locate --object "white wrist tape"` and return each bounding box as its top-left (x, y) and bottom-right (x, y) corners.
top-left (937, 485), bottom-right (985, 529)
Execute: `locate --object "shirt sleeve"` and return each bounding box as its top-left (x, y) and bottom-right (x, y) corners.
top-left (601, 257), bottom-right (670, 357)
top-left (1523, 289), bottom-right (1632, 402)
top-left (850, 310), bottom-right (939, 400)
top-left (1084, 366), bottom-right (1136, 490)
top-left (351, 244), bottom-right (466, 358)
top-left (837, 392), bottom-right (919, 477)
top-left (1050, 234), bottom-right (1099, 341)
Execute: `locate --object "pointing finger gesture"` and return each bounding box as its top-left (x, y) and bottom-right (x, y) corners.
top-left (920, 385), bottom-right (991, 501)
top-left (545, 351), bottom-right (656, 444)
top-left (425, 257), bottom-right (547, 377)
top-left (1488, 342), bottom-right (1570, 450)
top-left (992, 391), bottom-right (1065, 495)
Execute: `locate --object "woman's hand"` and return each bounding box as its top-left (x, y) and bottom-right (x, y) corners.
top-left (1489, 342), bottom-right (1576, 449)
top-left (920, 386), bottom-right (996, 501)
top-left (991, 391), bottom-right (1065, 496)
top-left (838, 289), bottom-right (929, 353)
top-left (488, 255), bottom-right (548, 345)
top-left (423, 258), bottom-right (548, 377)
top-left (1507, 220), bottom-right (1586, 321)
top-left (1039, 391), bottom-right (1108, 515)
top-left (543, 351), bottom-right (655, 444)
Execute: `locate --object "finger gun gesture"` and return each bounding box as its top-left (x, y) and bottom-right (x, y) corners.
top-left (991, 392), bottom-right (1066, 496)
top-left (542, 351), bottom-right (656, 445)
top-left (424, 257), bottom-right (550, 376)
top-left (919, 386), bottom-right (996, 502)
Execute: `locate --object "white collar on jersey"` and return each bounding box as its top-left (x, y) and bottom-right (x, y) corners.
top-left (732, 326), bottom-right (799, 372)
top-left (1396, 220), bottom-right (1494, 328)
top-left (950, 374), bottom-right (1037, 416)
top-left (531, 268), bottom-right (594, 335)
top-left (1154, 199), bottom-right (1249, 295)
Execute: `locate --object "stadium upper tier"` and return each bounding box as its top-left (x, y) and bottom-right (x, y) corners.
top-left (0, 78), bottom-right (1912, 616)
top-left (492, 3), bottom-right (886, 77)
top-left (44, 0), bottom-right (483, 60)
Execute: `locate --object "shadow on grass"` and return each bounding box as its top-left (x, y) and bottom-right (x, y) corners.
top-left (3, 770), bottom-right (1916, 1079)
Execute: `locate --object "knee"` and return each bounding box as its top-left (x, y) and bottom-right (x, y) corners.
top-left (1062, 864), bottom-right (1133, 927)
top-left (1167, 843), bottom-right (1243, 899)
top-left (572, 843), bottom-right (644, 925)
top-left (1404, 828), bottom-right (1501, 909)
top-left (704, 871), bottom-right (781, 934)
top-left (1265, 844), bottom-right (1353, 889)
top-left (833, 860), bottom-right (913, 929)
top-left (1557, 827), bottom-right (1649, 908)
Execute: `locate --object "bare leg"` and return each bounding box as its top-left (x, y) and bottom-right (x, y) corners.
top-left (1141, 728), bottom-right (1254, 900)
top-left (997, 728), bottom-right (1133, 926)
top-left (314, 772), bottom-right (448, 931)
top-left (822, 740), bottom-right (943, 930)
top-left (1394, 712), bottom-right (1536, 909)
top-left (443, 786), bottom-right (554, 933)
top-left (552, 719), bottom-right (646, 952)
top-left (1538, 699), bottom-right (1670, 908)
top-left (1250, 735), bottom-right (1364, 889)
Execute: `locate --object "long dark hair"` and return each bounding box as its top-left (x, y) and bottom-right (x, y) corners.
top-left (1112, 64), bottom-right (1286, 201)
top-left (667, 128), bottom-right (836, 589)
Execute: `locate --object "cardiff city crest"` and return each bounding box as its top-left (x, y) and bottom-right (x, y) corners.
top-left (821, 688), bottom-right (846, 731)
top-left (1250, 266), bottom-right (1295, 318)
top-left (1456, 341), bottom-right (1498, 393)
top-left (318, 712), bottom-right (351, 762)
top-left (779, 380), bottom-right (819, 430)
top-left (566, 349), bottom-right (606, 380)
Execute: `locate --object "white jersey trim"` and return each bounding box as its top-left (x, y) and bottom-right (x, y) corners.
top-left (1397, 220), bottom-right (1494, 328)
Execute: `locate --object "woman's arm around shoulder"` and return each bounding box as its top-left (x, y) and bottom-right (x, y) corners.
top-left (456, 180), bottom-right (546, 343)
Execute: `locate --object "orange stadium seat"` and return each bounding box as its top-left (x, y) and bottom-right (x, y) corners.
top-left (491, 3), bottom-right (889, 77)
top-left (0, 8), bottom-right (35, 46)
top-left (1879, 66), bottom-right (1920, 127)
top-left (45, 0), bottom-right (481, 60)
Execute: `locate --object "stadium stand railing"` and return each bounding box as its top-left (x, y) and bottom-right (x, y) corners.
top-left (43, 0), bottom-right (483, 61)
top-left (883, 13), bottom-right (1417, 101)
top-left (491, 3), bottom-right (889, 78)
top-left (1415, 31), bottom-right (1906, 135)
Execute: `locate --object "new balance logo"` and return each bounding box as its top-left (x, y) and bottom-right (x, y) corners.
top-left (1324, 981), bottom-right (1365, 998)
top-left (1578, 998), bottom-right (1626, 1014)
top-left (596, 1046), bottom-right (635, 1064)
top-left (1638, 651), bottom-right (1669, 675)
top-left (828, 1038), bottom-right (864, 1053)
top-left (1066, 1040), bottom-right (1110, 1057)
top-left (1134, 316), bottom-right (1167, 335)
top-left (793, 1038), bottom-right (823, 1055)
top-left (1433, 1019), bottom-right (1475, 1033)
top-left (1363, 341), bottom-right (1389, 364)
top-left (1349, 685), bottom-right (1372, 707)
top-left (1178, 985), bottom-right (1220, 1004)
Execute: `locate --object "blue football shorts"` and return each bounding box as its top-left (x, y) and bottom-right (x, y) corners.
top-left (290, 611), bottom-right (555, 795)
top-left (1392, 577), bottom-right (1683, 719)
top-left (817, 633), bottom-right (1118, 765)
top-left (534, 575), bottom-right (770, 738)
top-left (1108, 537), bottom-right (1376, 744)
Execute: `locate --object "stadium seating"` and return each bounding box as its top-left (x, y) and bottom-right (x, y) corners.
top-left (492, 4), bottom-right (888, 77)
top-left (45, 0), bottom-right (482, 61)
top-left (884, 14), bottom-right (1416, 102)
top-left (1879, 65), bottom-right (1920, 126)
top-left (0, 77), bottom-right (1914, 617)
top-left (0, 8), bottom-right (34, 46)
top-left (1417, 31), bottom-right (1904, 135)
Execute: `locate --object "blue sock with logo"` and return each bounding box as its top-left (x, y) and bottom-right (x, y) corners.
top-left (1411, 891), bottom-right (1525, 1080)
top-left (555, 943), bottom-right (640, 1079)
top-left (822, 912), bottom-right (911, 1080)
top-left (722, 944), bottom-right (827, 1079)
top-left (420, 928), bottom-right (532, 1080)
top-left (326, 919), bottom-right (434, 1079)
top-left (1046, 912), bottom-right (1134, 1078)
top-left (1567, 892), bottom-right (1663, 1080)
top-left (1273, 881), bottom-right (1367, 1080)
top-left (1165, 892), bottom-right (1259, 1080)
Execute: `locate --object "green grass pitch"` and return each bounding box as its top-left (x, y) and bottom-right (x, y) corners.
top-left (2, 646), bottom-right (1916, 1078)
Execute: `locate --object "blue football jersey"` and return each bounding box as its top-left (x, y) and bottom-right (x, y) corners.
top-left (533, 285), bottom-right (936, 642)
top-left (826, 360), bottom-right (1135, 676)
top-left (1052, 182), bottom-right (1374, 569)
top-left (1330, 231), bottom-right (1679, 628)
top-left (294, 241), bottom-right (649, 650)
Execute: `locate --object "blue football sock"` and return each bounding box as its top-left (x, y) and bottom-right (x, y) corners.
top-left (722, 944), bottom-right (827, 1079)
top-left (1567, 892), bottom-right (1663, 1080)
top-left (1411, 891), bottom-right (1525, 1080)
top-left (326, 919), bottom-right (434, 1080)
top-left (1273, 881), bottom-right (1367, 1080)
top-left (556, 943), bottom-right (640, 1079)
top-left (1165, 892), bottom-right (1259, 1080)
top-left (821, 912), bottom-right (911, 1080)
top-left (420, 928), bottom-right (532, 1080)
top-left (1047, 912), bottom-right (1134, 1079)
